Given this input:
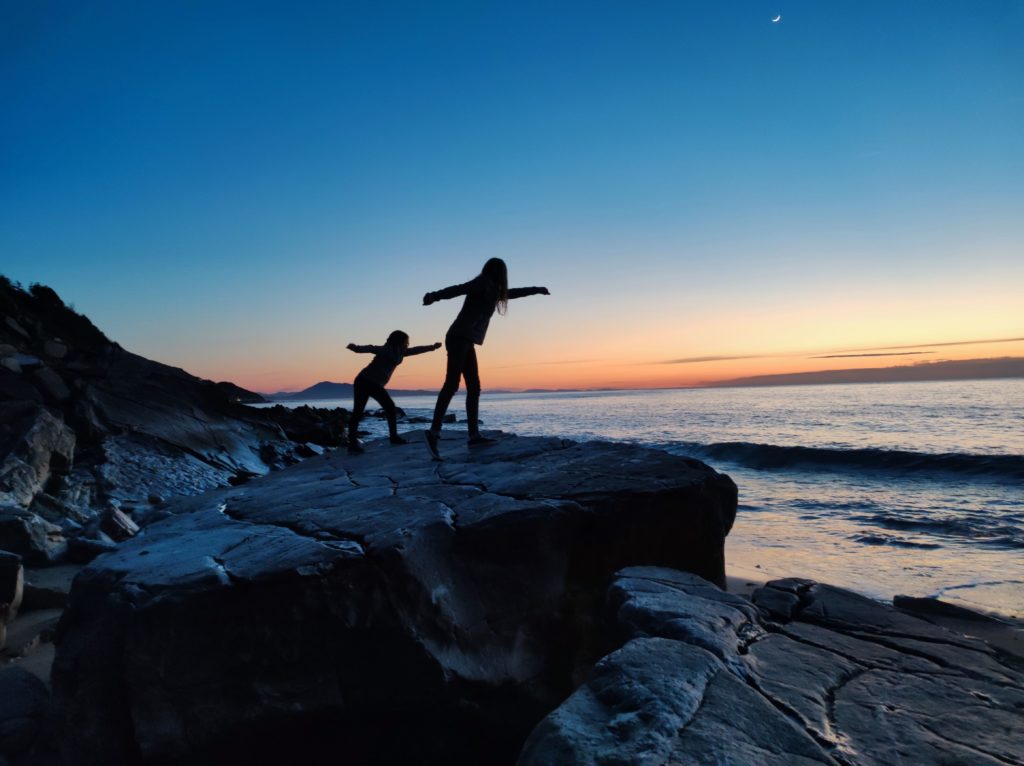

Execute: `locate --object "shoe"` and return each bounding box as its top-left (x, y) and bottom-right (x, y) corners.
top-left (347, 443), bottom-right (364, 455)
top-left (389, 436), bottom-right (409, 445)
top-left (467, 434), bottom-right (497, 446)
top-left (424, 431), bottom-right (442, 460)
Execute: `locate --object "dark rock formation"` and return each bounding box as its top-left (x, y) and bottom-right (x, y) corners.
top-left (0, 509), bottom-right (65, 565)
top-left (48, 434), bottom-right (737, 765)
top-left (0, 667), bottom-right (49, 763)
top-left (20, 565), bottom-right (78, 612)
top-left (213, 381), bottom-right (267, 404)
top-left (520, 568), bottom-right (1024, 766)
top-left (0, 551), bottom-right (23, 649)
top-left (257, 404), bottom-right (347, 448)
top-left (0, 278), bottom-right (347, 561)
top-left (0, 405), bottom-right (75, 510)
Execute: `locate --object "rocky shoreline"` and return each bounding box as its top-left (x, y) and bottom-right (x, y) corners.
top-left (0, 433), bottom-right (1020, 764)
top-left (2, 279), bottom-right (1022, 765)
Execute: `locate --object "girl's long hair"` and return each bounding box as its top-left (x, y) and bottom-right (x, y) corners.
top-left (482, 257), bottom-right (509, 315)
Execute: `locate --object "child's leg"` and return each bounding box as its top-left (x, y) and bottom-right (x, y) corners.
top-left (368, 383), bottom-right (400, 440)
top-left (349, 378), bottom-right (370, 446)
top-left (462, 345), bottom-right (482, 438)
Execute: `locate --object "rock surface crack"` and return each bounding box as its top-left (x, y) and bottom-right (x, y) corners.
top-left (218, 501), bottom-right (366, 552)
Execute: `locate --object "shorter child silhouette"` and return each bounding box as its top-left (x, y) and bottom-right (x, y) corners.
top-left (346, 331), bottom-right (441, 454)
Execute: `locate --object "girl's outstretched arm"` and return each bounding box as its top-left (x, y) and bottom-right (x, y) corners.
top-left (406, 342), bottom-right (443, 356)
top-left (423, 275), bottom-right (486, 305)
top-left (507, 286), bottom-right (550, 299)
top-left (347, 343), bottom-right (382, 353)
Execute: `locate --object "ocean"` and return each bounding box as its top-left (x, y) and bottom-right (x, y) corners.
top-left (262, 379), bottom-right (1024, 618)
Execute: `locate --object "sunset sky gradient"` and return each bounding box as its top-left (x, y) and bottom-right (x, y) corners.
top-left (3, 1), bottom-right (1022, 392)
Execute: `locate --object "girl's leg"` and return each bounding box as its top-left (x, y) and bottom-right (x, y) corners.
top-left (462, 345), bottom-right (482, 438)
top-left (368, 384), bottom-right (401, 441)
top-left (430, 336), bottom-right (471, 433)
top-left (349, 378), bottom-right (370, 447)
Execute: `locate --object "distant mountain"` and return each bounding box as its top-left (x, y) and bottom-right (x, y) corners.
top-left (267, 381), bottom-right (437, 401)
top-left (708, 357), bottom-right (1024, 388)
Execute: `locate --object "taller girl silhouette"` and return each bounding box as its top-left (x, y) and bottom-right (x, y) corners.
top-left (422, 257), bottom-right (549, 458)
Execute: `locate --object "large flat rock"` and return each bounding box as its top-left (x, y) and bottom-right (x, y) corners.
top-left (48, 433), bottom-right (737, 765)
top-left (519, 568), bottom-right (1024, 766)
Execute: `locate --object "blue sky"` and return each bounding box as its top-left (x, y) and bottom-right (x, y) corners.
top-left (3, 1), bottom-right (1022, 390)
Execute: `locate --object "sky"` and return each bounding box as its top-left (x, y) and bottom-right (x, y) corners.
top-left (2, 1), bottom-right (1022, 392)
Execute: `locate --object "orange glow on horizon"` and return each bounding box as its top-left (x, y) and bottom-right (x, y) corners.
top-left (207, 337), bottom-right (1024, 394)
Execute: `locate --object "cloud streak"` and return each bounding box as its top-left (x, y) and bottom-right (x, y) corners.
top-left (652, 336), bottom-right (1024, 366)
top-left (811, 351), bottom-right (933, 359)
top-left (655, 355), bottom-right (758, 365)
top-left (870, 337), bottom-right (1024, 352)
top-left (707, 357), bottom-right (1024, 389)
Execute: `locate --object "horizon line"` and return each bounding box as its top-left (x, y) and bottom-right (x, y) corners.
top-left (253, 356), bottom-right (1024, 398)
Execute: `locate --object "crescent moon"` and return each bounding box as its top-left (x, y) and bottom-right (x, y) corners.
top-left (772, 15), bottom-right (782, 22)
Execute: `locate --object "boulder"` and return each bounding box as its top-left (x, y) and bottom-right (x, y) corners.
top-left (259, 404), bottom-right (345, 446)
top-left (0, 667), bottom-right (49, 760)
top-left (1, 607), bottom-right (61, 660)
top-left (28, 492), bottom-right (91, 526)
top-left (32, 366), bottom-right (71, 401)
top-left (520, 569), bottom-right (1024, 766)
top-left (519, 636), bottom-right (832, 766)
top-left (49, 434), bottom-right (737, 766)
top-left (0, 460), bottom-right (40, 510)
top-left (0, 406), bottom-right (75, 508)
top-left (0, 551), bottom-right (23, 649)
top-left (43, 340), bottom-right (68, 360)
top-left (99, 506), bottom-right (139, 542)
top-left (0, 507), bottom-right (66, 564)
top-left (64, 533), bottom-right (118, 565)
top-left (21, 564), bottom-right (80, 611)
top-left (0, 551), bottom-right (23, 618)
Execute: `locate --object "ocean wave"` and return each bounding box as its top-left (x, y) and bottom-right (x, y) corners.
top-left (850, 534), bottom-right (942, 550)
top-left (853, 513), bottom-right (1024, 549)
top-left (664, 441), bottom-right (1024, 481)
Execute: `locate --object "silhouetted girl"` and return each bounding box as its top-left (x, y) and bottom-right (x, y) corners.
top-left (346, 331), bottom-right (441, 454)
top-left (422, 258), bottom-right (549, 458)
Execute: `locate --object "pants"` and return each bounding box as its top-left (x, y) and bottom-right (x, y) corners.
top-left (349, 374), bottom-right (399, 445)
top-left (430, 334), bottom-right (481, 435)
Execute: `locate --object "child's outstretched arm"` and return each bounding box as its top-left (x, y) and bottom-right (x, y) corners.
top-left (347, 343), bottom-right (382, 353)
top-left (422, 275), bottom-right (485, 305)
top-left (507, 286), bottom-right (551, 299)
top-left (406, 342), bottom-right (443, 356)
